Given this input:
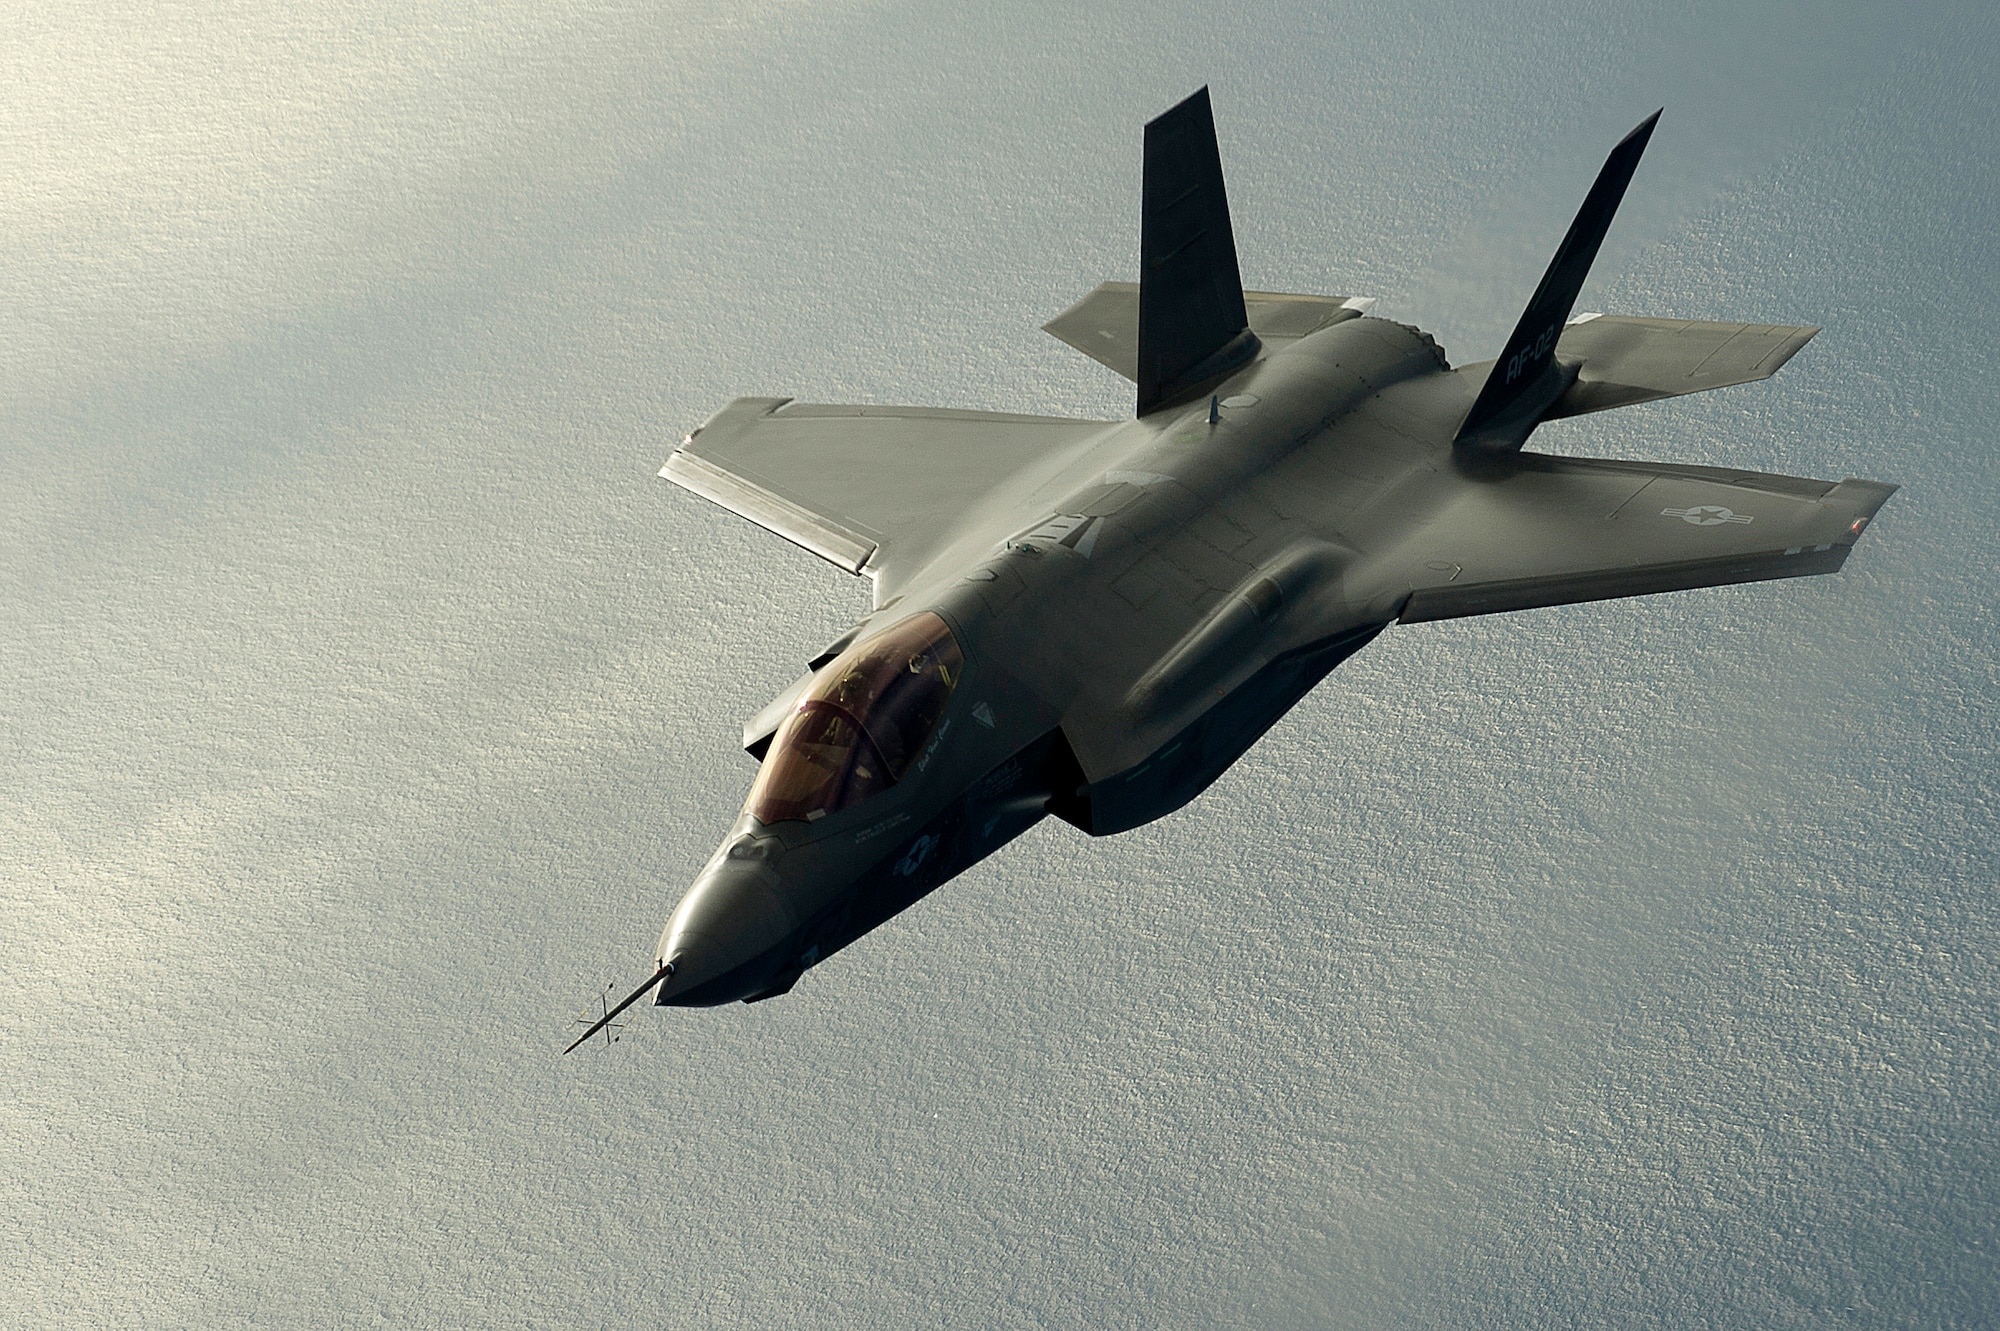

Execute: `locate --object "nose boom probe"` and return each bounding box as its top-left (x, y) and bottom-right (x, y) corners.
top-left (564, 960), bottom-right (676, 1054)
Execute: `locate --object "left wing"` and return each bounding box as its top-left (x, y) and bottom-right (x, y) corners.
top-left (661, 397), bottom-right (1115, 595)
top-left (1381, 454), bottom-right (1896, 622)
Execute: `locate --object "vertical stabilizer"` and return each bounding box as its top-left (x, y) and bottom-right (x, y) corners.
top-left (1456, 111), bottom-right (1661, 448)
top-left (1136, 88), bottom-right (1260, 417)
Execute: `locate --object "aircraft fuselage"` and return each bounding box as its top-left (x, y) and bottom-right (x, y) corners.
top-left (654, 317), bottom-right (1453, 1005)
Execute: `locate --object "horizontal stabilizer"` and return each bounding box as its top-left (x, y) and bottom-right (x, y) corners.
top-left (1045, 282), bottom-right (1368, 383)
top-left (1543, 314), bottom-right (1818, 418)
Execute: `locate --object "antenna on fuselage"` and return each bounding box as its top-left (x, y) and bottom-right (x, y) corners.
top-left (564, 959), bottom-right (675, 1054)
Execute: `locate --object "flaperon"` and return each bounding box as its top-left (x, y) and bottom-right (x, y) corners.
top-left (571, 89), bottom-right (1894, 1045)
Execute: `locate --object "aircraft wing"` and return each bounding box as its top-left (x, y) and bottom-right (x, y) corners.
top-left (1387, 454), bottom-right (1896, 622)
top-left (661, 397), bottom-right (1114, 593)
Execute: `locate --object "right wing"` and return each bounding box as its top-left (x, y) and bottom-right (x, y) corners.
top-left (1379, 453), bottom-right (1895, 623)
top-left (661, 397), bottom-right (1115, 596)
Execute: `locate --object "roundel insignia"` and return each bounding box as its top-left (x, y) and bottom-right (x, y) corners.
top-left (1661, 504), bottom-right (1753, 526)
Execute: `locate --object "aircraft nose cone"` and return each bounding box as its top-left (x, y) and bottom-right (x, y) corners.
top-left (653, 838), bottom-right (795, 1006)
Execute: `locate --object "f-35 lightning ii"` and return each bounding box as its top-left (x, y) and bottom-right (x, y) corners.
top-left (568, 90), bottom-right (1894, 1047)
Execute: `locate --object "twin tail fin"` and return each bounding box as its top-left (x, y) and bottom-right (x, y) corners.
top-left (1136, 88), bottom-right (1260, 417)
top-left (1454, 111), bottom-right (1662, 447)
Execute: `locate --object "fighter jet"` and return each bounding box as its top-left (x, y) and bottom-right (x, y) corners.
top-left (568, 90), bottom-right (1894, 1047)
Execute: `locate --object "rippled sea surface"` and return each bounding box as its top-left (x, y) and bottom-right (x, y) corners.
top-left (4, 2), bottom-right (1994, 1326)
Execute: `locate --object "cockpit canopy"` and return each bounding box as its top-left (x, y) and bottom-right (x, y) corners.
top-left (746, 612), bottom-right (964, 825)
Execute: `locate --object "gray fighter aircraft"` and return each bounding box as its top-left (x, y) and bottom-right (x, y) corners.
top-left (569, 90), bottom-right (1894, 1047)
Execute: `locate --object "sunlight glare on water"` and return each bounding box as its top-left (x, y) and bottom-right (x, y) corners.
top-left (2, 2), bottom-right (1993, 1326)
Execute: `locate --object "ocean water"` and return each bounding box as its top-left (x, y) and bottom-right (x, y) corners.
top-left (3, 2), bottom-right (1994, 1326)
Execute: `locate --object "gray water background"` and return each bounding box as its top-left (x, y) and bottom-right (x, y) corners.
top-left (3, 1), bottom-right (1995, 1326)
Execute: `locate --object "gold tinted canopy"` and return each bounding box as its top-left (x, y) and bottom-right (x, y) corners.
top-left (747, 613), bottom-right (963, 825)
